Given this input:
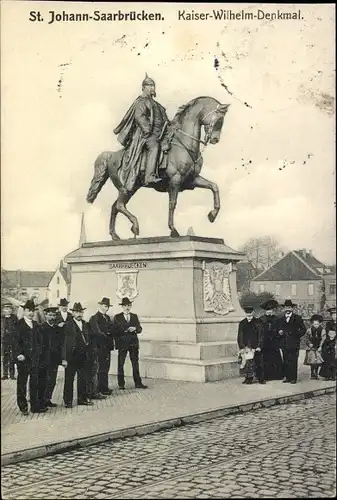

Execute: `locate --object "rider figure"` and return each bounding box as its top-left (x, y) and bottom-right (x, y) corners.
top-left (114, 74), bottom-right (170, 186)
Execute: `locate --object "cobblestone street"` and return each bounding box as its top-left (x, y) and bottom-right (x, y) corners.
top-left (2, 393), bottom-right (336, 499)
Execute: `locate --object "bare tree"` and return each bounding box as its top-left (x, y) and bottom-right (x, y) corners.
top-left (240, 237), bottom-right (285, 271)
top-left (1, 269), bottom-right (12, 303)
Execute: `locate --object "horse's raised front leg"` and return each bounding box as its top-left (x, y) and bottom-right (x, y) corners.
top-left (116, 190), bottom-right (140, 238)
top-left (190, 175), bottom-right (220, 223)
top-left (168, 181), bottom-right (181, 238)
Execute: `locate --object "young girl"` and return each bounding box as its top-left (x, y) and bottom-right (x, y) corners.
top-left (304, 314), bottom-right (325, 379)
top-left (319, 326), bottom-right (336, 381)
top-left (238, 347), bottom-right (256, 384)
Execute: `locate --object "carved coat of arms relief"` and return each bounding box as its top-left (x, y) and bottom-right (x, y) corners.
top-left (203, 261), bottom-right (234, 315)
top-left (116, 270), bottom-right (139, 301)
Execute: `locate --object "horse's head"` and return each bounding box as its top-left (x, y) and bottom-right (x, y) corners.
top-left (202, 103), bottom-right (230, 145)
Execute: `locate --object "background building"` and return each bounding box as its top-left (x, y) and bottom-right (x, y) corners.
top-left (250, 249), bottom-right (336, 317)
top-left (1, 269), bottom-right (54, 303)
top-left (47, 260), bottom-right (71, 306)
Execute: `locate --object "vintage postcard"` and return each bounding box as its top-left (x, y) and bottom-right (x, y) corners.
top-left (1, 1), bottom-right (336, 498)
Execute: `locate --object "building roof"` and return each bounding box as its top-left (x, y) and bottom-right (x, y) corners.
top-left (252, 250), bottom-right (324, 282)
top-left (2, 270), bottom-right (54, 288)
top-left (46, 261), bottom-right (71, 286)
top-left (325, 264), bottom-right (336, 275)
top-left (292, 249), bottom-right (325, 271)
top-left (59, 266), bottom-right (71, 284)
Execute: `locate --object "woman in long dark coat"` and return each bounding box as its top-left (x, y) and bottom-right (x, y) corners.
top-left (319, 327), bottom-right (336, 381)
top-left (260, 299), bottom-right (284, 381)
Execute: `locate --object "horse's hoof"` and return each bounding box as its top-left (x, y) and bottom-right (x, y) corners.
top-left (110, 232), bottom-right (121, 241)
top-left (208, 210), bottom-right (218, 223)
top-left (170, 229), bottom-right (180, 238)
top-left (131, 225), bottom-right (139, 236)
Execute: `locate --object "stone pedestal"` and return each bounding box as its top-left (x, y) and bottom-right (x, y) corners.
top-left (64, 236), bottom-right (245, 382)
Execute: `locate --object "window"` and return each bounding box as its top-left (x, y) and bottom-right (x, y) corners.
top-left (275, 284), bottom-right (281, 295)
top-left (259, 284), bottom-right (265, 293)
top-left (308, 283), bottom-right (314, 296)
top-left (57, 290), bottom-right (60, 298)
top-left (291, 284), bottom-right (297, 296)
top-left (57, 277), bottom-right (60, 285)
top-left (329, 284), bottom-right (336, 295)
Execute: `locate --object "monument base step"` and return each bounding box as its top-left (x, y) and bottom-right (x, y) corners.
top-left (141, 340), bottom-right (238, 361)
top-left (109, 352), bottom-right (239, 382)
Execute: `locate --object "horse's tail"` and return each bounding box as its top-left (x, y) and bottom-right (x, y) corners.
top-left (86, 152), bottom-right (110, 203)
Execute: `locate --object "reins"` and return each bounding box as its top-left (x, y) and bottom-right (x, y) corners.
top-left (171, 106), bottom-right (220, 164)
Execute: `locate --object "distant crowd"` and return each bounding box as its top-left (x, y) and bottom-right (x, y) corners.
top-left (1, 297), bottom-right (336, 416)
top-left (1, 296), bottom-right (147, 415)
top-left (238, 299), bottom-right (336, 385)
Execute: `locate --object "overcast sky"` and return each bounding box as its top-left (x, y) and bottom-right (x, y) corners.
top-left (1, 2), bottom-right (335, 271)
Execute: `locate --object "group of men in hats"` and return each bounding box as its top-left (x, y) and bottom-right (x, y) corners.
top-left (239, 299), bottom-right (310, 385)
top-left (1, 295), bottom-right (147, 415)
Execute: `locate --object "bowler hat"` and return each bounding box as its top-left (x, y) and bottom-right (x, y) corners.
top-left (98, 297), bottom-right (111, 307)
top-left (119, 297), bottom-right (132, 306)
top-left (22, 300), bottom-right (37, 311)
top-left (58, 298), bottom-right (69, 306)
top-left (243, 306), bottom-right (254, 313)
top-left (282, 299), bottom-right (297, 308)
top-left (261, 299), bottom-right (279, 311)
top-left (310, 314), bottom-right (323, 323)
top-left (44, 306), bottom-right (58, 313)
top-left (70, 302), bottom-right (86, 312)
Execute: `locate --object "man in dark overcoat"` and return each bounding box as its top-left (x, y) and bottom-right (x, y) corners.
top-left (260, 299), bottom-right (284, 381)
top-left (39, 307), bottom-right (63, 408)
top-left (61, 302), bottom-right (93, 408)
top-left (277, 299), bottom-right (306, 384)
top-left (1, 303), bottom-right (18, 380)
top-left (113, 297), bottom-right (147, 390)
top-left (237, 306), bottom-right (265, 384)
top-left (88, 297), bottom-right (115, 396)
top-left (15, 300), bottom-right (47, 414)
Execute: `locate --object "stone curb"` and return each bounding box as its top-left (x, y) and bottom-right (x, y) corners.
top-left (1, 385), bottom-right (335, 467)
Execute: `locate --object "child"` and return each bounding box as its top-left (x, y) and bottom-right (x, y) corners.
top-left (238, 347), bottom-right (256, 383)
top-left (319, 326), bottom-right (336, 381)
top-left (304, 314), bottom-right (325, 379)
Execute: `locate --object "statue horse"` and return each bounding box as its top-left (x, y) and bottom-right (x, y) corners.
top-left (86, 96), bottom-right (230, 240)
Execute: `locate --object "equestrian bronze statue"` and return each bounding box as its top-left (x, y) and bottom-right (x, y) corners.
top-left (86, 74), bottom-right (230, 240)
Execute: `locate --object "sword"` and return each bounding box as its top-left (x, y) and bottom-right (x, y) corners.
top-left (158, 121), bottom-right (168, 141)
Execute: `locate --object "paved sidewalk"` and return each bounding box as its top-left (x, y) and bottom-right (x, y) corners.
top-left (1, 351), bottom-right (336, 466)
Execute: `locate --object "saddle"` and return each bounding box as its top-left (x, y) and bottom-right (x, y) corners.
top-left (139, 147), bottom-right (169, 175)
top-left (139, 123), bottom-right (175, 177)
top-left (118, 124), bottom-right (174, 191)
